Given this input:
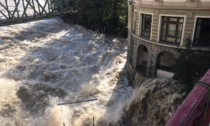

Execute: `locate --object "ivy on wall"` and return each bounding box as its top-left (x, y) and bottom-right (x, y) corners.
top-left (172, 39), bottom-right (210, 91)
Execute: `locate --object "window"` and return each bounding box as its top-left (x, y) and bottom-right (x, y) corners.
top-left (193, 18), bottom-right (210, 47)
top-left (141, 14), bottom-right (152, 39)
top-left (160, 16), bottom-right (184, 44)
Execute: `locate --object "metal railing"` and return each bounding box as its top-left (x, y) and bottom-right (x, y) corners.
top-left (166, 69), bottom-right (210, 126)
top-left (0, 0), bottom-right (70, 26)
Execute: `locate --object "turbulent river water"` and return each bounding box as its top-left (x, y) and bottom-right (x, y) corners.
top-left (0, 18), bottom-right (133, 126)
top-left (0, 18), bottom-right (186, 126)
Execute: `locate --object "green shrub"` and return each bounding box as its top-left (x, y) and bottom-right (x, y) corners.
top-left (172, 39), bottom-right (210, 91)
top-left (63, 0), bottom-right (128, 37)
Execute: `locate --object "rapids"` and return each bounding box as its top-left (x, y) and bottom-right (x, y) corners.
top-left (0, 18), bottom-right (132, 126)
top-left (120, 79), bottom-right (186, 126)
top-left (0, 18), bottom-right (186, 126)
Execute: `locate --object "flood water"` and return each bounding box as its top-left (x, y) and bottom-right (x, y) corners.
top-left (0, 18), bottom-right (133, 126)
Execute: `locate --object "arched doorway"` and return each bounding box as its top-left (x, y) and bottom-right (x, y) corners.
top-left (156, 52), bottom-right (175, 78)
top-left (136, 45), bottom-right (148, 74)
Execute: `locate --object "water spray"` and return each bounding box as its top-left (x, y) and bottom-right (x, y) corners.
top-left (58, 98), bottom-right (98, 126)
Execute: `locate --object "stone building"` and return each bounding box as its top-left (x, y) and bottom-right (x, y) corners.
top-left (127, 0), bottom-right (210, 82)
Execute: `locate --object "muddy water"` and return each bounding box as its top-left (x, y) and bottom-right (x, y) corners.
top-left (0, 18), bottom-right (186, 126)
top-left (119, 79), bottom-right (186, 126)
top-left (0, 18), bottom-right (133, 126)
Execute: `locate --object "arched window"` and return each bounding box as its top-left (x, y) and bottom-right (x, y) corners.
top-left (156, 52), bottom-right (175, 78)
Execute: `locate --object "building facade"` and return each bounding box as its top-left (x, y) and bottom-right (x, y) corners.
top-left (127, 0), bottom-right (210, 81)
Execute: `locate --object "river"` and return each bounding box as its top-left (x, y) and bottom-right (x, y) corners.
top-left (0, 18), bottom-right (133, 126)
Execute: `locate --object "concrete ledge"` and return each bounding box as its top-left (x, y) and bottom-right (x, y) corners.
top-left (156, 69), bottom-right (174, 78)
top-left (132, 33), bottom-right (210, 51)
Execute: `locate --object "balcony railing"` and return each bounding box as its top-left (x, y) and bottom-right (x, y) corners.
top-left (166, 69), bottom-right (210, 126)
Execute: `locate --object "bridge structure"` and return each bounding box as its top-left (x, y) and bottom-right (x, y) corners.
top-left (0, 0), bottom-right (71, 26)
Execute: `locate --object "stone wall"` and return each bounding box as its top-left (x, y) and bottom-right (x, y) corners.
top-left (130, 35), bottom-right (179, 77)
top-left (127, 3), bottom-right (210, 82)
top-left (132, 6), bottom-right (210, 46)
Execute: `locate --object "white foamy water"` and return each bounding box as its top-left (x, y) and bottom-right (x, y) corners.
top-left (0, 18), bottom-right (133, 126)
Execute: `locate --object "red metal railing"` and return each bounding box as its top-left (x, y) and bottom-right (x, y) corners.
top-left (166, 69), bottom-right (210, 126)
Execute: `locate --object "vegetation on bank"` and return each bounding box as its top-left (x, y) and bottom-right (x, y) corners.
top-left (62, 0), bottom-right (128, 37)
top-left (172, 39), bottom-right (210, 91)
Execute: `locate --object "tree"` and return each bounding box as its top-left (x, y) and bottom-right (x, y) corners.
top-left (63, 0), bottom-right (128, 37)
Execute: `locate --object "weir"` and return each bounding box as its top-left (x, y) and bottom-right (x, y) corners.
top-left (0, 0), bottom-right (71, 26)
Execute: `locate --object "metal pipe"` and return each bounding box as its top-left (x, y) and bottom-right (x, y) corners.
top-left (57, 98), bottom-right (98, 106)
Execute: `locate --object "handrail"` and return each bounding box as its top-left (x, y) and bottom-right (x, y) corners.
top-left (0, 0), bottom-right (71, 26)
top-left (166, 69), bottom-right (210, 126)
